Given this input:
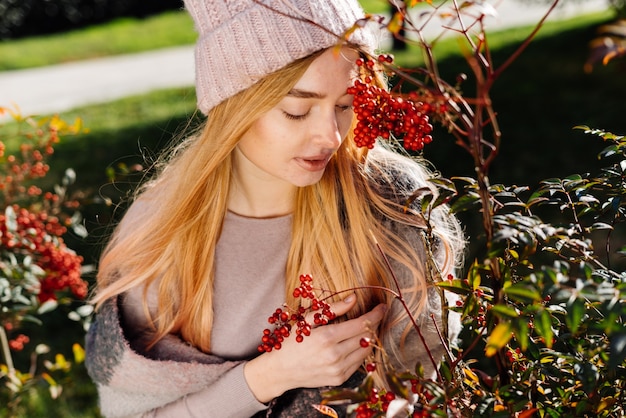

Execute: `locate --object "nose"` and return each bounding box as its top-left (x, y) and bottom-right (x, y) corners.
top-left (312, 111), bottom-right (344, 150)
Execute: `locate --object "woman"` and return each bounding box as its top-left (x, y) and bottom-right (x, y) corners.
top-left (85, 0), bottom-right (465, 417)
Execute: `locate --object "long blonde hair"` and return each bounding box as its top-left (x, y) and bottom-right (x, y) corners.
top-left (92, 47), bottom-right (464, 361)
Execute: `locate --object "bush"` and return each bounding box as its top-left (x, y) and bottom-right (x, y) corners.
top-left (295, 1), bottom-right (626, 416)
top-left (0, 107), bottom-right (92, 416)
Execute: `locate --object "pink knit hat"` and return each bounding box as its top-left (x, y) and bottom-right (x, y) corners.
top-left (183, 0), bottom-right (376, 115)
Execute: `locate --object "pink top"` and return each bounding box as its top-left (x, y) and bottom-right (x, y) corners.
top-left (120, 211), bottom-right (292, 416)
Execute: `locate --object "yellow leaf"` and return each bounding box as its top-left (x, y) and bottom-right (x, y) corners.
top-left (387, 12), bottom-right (405, 35)
top-left (485, 322), bottom-right (513, 357)
top-left (408, 0), bottom-right (431, 6)
top-left (597, 397), bottom-right (616, 412)
top-left (73, 343), bottom-right (85, 364)
top-left (41, 372), bottom-right (56, 386)
top-left (69, 117), bottom-right (84, 134)
top-left (464, 367), bottom-right (479, 384)
top-left (313, 404), bottom-right (338, 418)
top-left (56, 353), bottom-right (68, 368)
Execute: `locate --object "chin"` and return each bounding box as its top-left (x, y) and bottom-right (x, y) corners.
top-left (290, 174), bottom-right (325, 188)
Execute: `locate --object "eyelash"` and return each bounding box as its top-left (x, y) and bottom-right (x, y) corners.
top-left (337, 105), bottom-right (353, 113)
top-left (283, 105), bottom-right (353, 121)
top-left (283, 111), bottom-right (309, 121)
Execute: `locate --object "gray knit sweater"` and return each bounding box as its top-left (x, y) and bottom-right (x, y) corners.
top-left (86, 202), bottom-right (455, 417)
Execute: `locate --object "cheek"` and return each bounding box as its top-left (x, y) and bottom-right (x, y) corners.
top-left (242, 119), bottom-right (274, 149)
top-left (338, 112), bottom-right (355, 140)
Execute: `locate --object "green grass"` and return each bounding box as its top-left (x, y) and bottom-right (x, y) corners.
top-left (0, 10), bottom-right (196, 71)
top-left (360, 0), bottom-right (398, 14)
top-left (389, 10), bottom-right (615, 67)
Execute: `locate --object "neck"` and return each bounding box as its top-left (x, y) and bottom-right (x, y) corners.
top-left (228, 150), bottom-right (296, 218)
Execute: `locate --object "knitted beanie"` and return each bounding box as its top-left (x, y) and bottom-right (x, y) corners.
top-left (183, 0), bottom-right (376, 115)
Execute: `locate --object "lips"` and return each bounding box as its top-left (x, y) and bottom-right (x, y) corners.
top-left (295, 155), bottom-right (331, 172)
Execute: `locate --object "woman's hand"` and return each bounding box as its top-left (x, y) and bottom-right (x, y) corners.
top-left (244, 295), bottom-right (387, 403)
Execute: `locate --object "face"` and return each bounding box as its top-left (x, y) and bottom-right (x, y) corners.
top-left (233, 48), bottom-right (359, 190)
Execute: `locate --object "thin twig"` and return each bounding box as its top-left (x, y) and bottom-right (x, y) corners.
top-left (369, 230), bottom-right (443, 382)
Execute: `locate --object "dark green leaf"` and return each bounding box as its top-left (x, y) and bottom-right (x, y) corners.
top-left (534, 308), bottom-right (554, 348)
top-left (609, 332), bottom-right (626, 369)
top-left (565, 298), bottom-right (585, 335)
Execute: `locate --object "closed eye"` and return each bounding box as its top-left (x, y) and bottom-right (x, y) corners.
top-left (336, 104), bottom-right (353, 112)
top-left (283, 111), bottom-right (309, 121)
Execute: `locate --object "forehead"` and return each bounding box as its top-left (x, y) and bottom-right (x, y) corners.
top-left (292, 48), bottom-right (360, 93)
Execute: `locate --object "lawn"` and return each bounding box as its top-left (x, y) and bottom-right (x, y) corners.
top-left (1, 3), bottom-right (625, 417)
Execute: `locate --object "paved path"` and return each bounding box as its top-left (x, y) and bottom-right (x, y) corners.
top-left (0, 0), bottom-right (609, 120)
top-left (0, 45), bottom-right (195, 120)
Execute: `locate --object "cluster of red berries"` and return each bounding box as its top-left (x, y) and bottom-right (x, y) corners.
top-left (8, 333), bottom-right (30, 351)
top-left (353, 374), bottom-right (438, 417)
top-left (0, 143), bottom-right (52, 194)
top-left (258, 274), bottom-right (336, 353)
top-left (506, 347), bottom-right (528, 371)
top-left (0, 206), bottom-right (86, 302)
top-left (354, 387), bottom-right (398, 418)
top-left (349, 56), bottom-right (434, 151)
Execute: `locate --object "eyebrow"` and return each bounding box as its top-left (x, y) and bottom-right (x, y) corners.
top-left (287, 88), bottom-right (325, 99)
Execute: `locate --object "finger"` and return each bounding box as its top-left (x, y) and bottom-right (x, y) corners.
top-left (327, 293), bottom-right (358, 317)
top-left (343, 335), bottom-right (374, 366)
top-left (305, 293), bottom-right (357, 326)
top-left (329, 303), bottom-right (387, 341)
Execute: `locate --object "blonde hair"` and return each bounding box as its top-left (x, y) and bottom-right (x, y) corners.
top-left (92, 47), bottom-right (464, 373)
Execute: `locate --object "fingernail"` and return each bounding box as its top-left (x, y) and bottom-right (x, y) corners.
top-left (344, 294), bottom-right (355, 303)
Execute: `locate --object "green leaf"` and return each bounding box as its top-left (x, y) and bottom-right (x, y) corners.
top-left (534, 308), bottom-right (554, 348)
top-left (321, 388), bottom-right (366, 405)
top-left (503, 283), bottom-right (542, 303)
top-left (467, 262), bottom-right (482, 291)
top-left (450, 193), bottom-right (480, 213)
top-left (566, 298), bottom-right (585, 335)
top-left (384, 370), bottom-right (410, 398)
top-left (439, 359), bottom-right (452, 382)
top-left (37, 299), bottom-right (58, 314)
top-left (436, 279), bottom-right (471, 296)
top-left (512, 318), bottom-right (530, 352)
top-left (491, 304), bottom-right (519, 319)
top-left (432, 189), bottom-right (456, 209)
top-left (451, 176), bottom-right (477, 185)
top-left (609, 332), bottom-right (626, 370)
top-left (429, 177), bottom-right (457, 192)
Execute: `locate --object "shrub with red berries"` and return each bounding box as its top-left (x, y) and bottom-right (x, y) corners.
top-left (318, 1), bottom-right (626, 415)
top-left (0, 108), bottom-right (89, 410)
